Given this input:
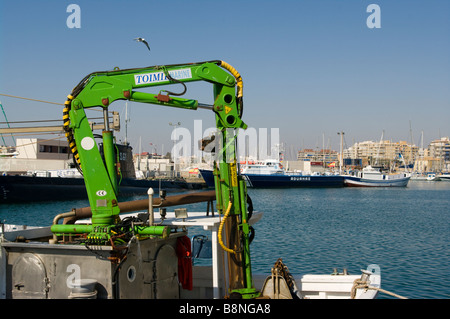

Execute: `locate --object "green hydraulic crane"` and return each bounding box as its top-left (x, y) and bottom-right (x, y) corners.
top-left (51, 60), bottom-right (258, 298)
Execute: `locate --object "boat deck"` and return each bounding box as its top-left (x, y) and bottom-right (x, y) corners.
top-left (1, 210), bottom-right (379, 299)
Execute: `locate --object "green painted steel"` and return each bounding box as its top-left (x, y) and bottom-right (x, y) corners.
top-left (51, 224), bottom-right (93, 234)
top-left (56, 60), bottom-right (258, 298)
top-left (135, 225), bottom-right (170, 238)
top-left (102, 130), bottom-right (118, 195)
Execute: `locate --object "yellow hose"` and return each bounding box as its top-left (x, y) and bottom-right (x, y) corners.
top-left (63, 94), bottom-right (81, 168)
top-left (220, 61), bottom-right (243, 99)
top-left (218, 201), bottom-right (237, 254)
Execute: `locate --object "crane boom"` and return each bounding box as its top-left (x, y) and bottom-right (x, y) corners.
top-left (52, 60), bottom-right (258, 298)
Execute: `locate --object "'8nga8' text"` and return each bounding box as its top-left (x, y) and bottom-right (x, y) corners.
top-left (223, 303), bottom-right (270, 314)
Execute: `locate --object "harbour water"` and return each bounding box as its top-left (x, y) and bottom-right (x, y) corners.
top-left (1, 181), bottom-right (449, 299)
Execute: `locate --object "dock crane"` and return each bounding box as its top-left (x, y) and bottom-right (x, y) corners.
top-left (51, 60), bottom-right (258, 298)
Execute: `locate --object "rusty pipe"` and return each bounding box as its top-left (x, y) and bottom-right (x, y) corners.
top-left (63, 190), bottom-right (216, 224)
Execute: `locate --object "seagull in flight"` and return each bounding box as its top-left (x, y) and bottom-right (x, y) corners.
top-left (134, 37), bottom-right (150, 51)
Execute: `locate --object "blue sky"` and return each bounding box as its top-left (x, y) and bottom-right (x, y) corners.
top-left (1, 0), bottom-right (449, 159)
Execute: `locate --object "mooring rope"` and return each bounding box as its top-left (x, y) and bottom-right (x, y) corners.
top-left (351, 279), bottom-right (408, 299)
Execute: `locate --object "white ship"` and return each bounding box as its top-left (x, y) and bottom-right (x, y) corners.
top-left (344, 166), bottom-right (411, 187)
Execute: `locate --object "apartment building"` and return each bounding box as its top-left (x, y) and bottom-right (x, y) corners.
top-left (343, 137), bottom-right (449, 171)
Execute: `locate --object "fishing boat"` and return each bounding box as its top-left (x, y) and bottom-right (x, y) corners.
top-left (244, 172), bottom-right (344, 188)
top-left (0, 173), bottom-right (192, 203)
top-left (199, 169), bottom-right (215, 188)
top-left (200, 160), bottom-right (345, 188)
top-left (0, 193), bottom-right (381, 300)
top-left (344, 166), bottom-right (411, 187)
top-left (0, 144), bottom-right (198, 203)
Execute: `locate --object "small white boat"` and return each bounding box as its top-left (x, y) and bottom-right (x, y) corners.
top-left (410, 173), bottom-right (427, 181)
top-left (255, 262), bottom-right (381, 299)
top-left (410, 173), bottom-right (440, 181)
top-left (344, 166), bottom-right (411, 187)
top-left (437, 173), bottom-right (450, 182)
top-left (426, 173), bottom-right (440, 181)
